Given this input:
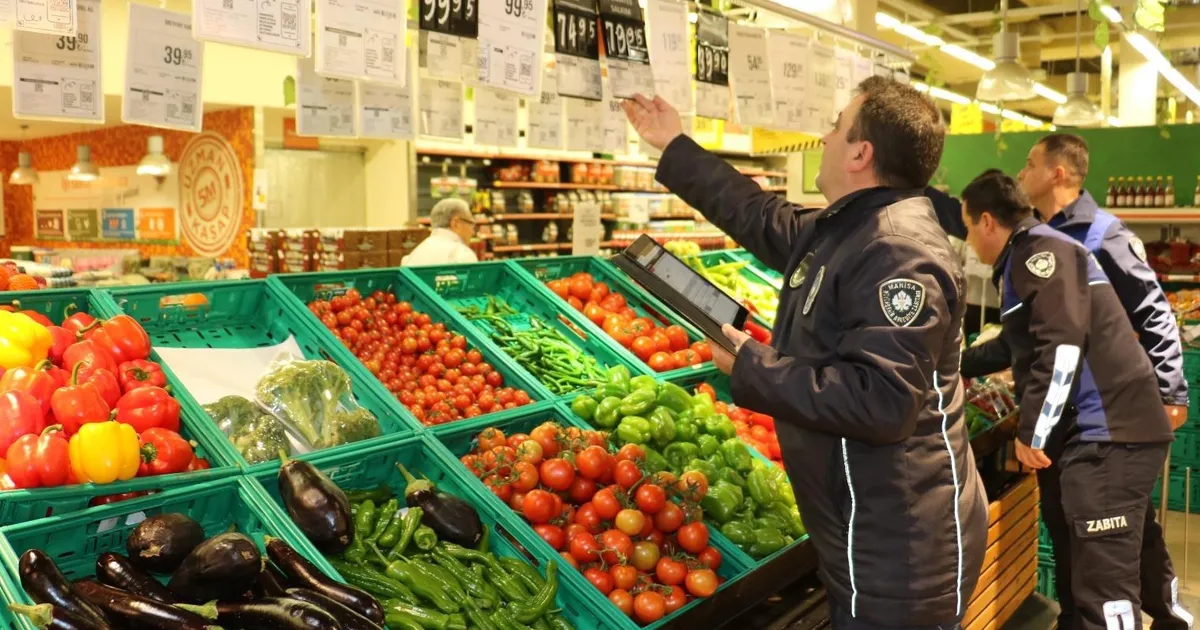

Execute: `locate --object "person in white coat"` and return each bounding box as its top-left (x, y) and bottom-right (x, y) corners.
top-left (402, 198), bottom-right (479, 266)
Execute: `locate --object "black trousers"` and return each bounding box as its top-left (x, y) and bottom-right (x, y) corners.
top-left (827, 598), bottom-right (961, 630)
top-left (1038, 439), bottom-right (1185, 630)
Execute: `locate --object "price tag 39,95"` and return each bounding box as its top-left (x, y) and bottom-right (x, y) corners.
top-left (598, 0), bottom-right (654, 99)
top-left (123, 4), bottom-right (204, 131)
top-left (553, 0), bottom-right (601, 101)
top-left (693, 12), bottom-right (729, 121)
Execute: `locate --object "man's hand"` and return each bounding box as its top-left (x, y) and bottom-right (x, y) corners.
top-left (1167, 404), bottom-right (1188, 431)
top-left (621, 94), bottom-right (683, 151)
top-left (711, 324), bottom-right (751, 375)
top-left (1014, 439), bottom-right (1052, 470)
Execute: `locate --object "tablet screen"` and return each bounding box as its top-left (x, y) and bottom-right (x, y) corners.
top-left (624, 236), bottom-right (744, 327)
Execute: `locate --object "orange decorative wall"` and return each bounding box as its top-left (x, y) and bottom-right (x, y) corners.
top-left (0, 108), bottom-right (255, 265)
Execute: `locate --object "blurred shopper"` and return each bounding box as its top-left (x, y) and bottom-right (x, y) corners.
top-left (402, 198), bottom-right (478, 266)
top-left (622, 77), bottom-right (987, 629)
top-left (959, 171), bottom-right (1173, 630)
top-left (1020, 133), bottom-right (1190, 630)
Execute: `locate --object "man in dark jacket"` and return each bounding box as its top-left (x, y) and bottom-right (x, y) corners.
top-left (960, 172), bottom-right (1173, 630)
top-left (622, 77), bottom-right (988, 629)
top-left (1019, 134), bottom-right (1191, 630)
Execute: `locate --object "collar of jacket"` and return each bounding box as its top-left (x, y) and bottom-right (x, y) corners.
top-left (815, 186), bottom-right (925, 223)
top-left (1045, 189), bottom-right (1099, 229)
top-left (990, 215), bottom-right (1042, 289)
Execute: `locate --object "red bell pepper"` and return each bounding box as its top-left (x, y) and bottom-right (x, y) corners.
top-left (88, 490), bottom-right (151, 507)
top-left (89, 315), bottom-right (152, 365)
top-left (118, 359), bottom-right (167, 393)
top-left (186, 456), bottom-right (211, 471)
top-left (114, 386), bottom-right (180, 433)
top-left (45, 326), bottom-right (77, 366)
top-left (0, 390), bottom-right (46, 453)
top-left (18, 310), bottom-right (52, 327)
top-left (743, 321), bottom-right (772, 345)
top-left (0, 360), bottom-right (58, 414)
top-left (76, 365), bottom-right (121, 408)
top-left (6, 425), bottom-right (72, 488)
top-left (138, 428), bottom-right (194, 476)
top-left (50, 363), bottom-right (113, 435)
top-left (63, 340), bottom-right (118, 376)
top-left (62, 307), bottom-right (96, 336)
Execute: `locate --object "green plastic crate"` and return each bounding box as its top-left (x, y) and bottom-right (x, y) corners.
top-left (0, 476), bottom-right (317, 630)
top-left (405, 261), bottom-right (649, 398)
top-left (432, 402), bottom-right (751, 630)
top-left (250, 433), bottom-right (623, 630)
top-left (0, 288), bottom-right (236, 526)
top-left (1150, 466), bottom-right (1198, 512)
top-left (267, 268), bottom-right (549, 423)
top-left (1173, 429), bottom-right (1200, 464)
top-left (684, 252), bottom-right (777, 327)
top-left (100, 280), bottom-right (417, 473)
top-left (511, 256), bottom-right (716, 380)
top-left (1036, 559), bottom-right (1058, 602)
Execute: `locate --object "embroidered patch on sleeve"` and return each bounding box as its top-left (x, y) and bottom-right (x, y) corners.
top-left (1129, 236), bottom-right (1147, 263)
top-left (879, 279), bottom-right (926, 327)
top-left (1025, 252), bottom-right (1056, 279)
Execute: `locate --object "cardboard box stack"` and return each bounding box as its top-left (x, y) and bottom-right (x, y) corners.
top-left (281, 229), bottom-right (319, 273)
top-left (247, 228), bottom-right (283, 278)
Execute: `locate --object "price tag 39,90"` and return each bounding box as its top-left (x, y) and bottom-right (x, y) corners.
top-left (553, 0), bottom-right (601, 101)
top-left (598, 0), bottom-right (653, 99)
top-left (693, 12), bottom-right (729, 121)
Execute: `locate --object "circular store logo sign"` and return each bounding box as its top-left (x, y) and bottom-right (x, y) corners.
top-left (179, 132), bottom-right (243, 257)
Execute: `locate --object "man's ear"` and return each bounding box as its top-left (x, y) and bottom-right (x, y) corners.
top-left (848, 141), bottom-right (874, 174)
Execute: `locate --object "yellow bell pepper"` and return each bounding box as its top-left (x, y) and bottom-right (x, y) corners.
top-left (69, 421), bottom-right (140, 484)
top-left (0, 311), bottom-right (52, 370)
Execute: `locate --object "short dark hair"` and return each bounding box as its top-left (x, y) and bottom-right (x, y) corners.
top-left (1037, 133), bottom-right (1089, 184)
top-left (847, 76), bottom-right (945, 189)
top-left (961, 170), bottom-right (1034, 229)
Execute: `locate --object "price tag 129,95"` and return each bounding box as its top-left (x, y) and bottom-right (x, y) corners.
top-left (693, 12), bottom-right (729, 121)
top-left (766, 31), bottom-right (808, 131)
top-left (13, 0), bottom-right (102, 122)
top-left (598, 0), bottom-right (653, 99)
top-left (553, 0), bottom-right (601, 101)
top-left (124, 4), bottom-right (204, 132)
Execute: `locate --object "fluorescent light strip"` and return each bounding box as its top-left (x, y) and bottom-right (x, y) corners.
top-left (914, 81), bottom-right (1048, 127)
top-left (1034, 83), bottom-right (1068, 104)
top-left (939, 44), bottom-right (995, 71)
top-left (1124, 33), bottom-right (1200, 106)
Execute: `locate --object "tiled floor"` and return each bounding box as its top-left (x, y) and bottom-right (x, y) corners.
top-left (1160, 510), bottom-right (1200, 612)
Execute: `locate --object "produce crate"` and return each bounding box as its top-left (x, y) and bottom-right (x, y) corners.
top-left (683, 252), bottom-right (777, 327)
top-left (432, 402), bottom-right (752, 630)
top-left (725, 249), bottom-right (784, 286)
top-left (267, 268), bottom-right (549, 423)
top-left (1149, 465), bottom-right (1200, 513)
top-left (405, 261), bottom-right (650, 399)
top-left (0, 476), bottom-right (316, 630)
top-left (1037, 515), bottom-right (1054, 557)
top-left (511, 256), bottom-right (716, 380)
top-left (250, 432), bottom-right (624, 630)
top-left (0, 288), bottom-right (236, 526)
top-left (101, 280), bottom-right (417, 473)
top-left (1173, 428), bottom-right (1200, 465)
top-left (1036, 560), bottom-right (1058, 602)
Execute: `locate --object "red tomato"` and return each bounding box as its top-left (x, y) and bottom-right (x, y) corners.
top-left (663, 585), bottom-right (687, 614)
top-left (539, 458), bottom-right (576, 492)
top-left (592, 487), bottom-right (622, 520)
top-left (697, 546), bottom-right (723, 571)
top-left (574, 502), bottom-right (604, 534)
top-left (609, 589), bottom-right (634, 617)
top-left (634, 484), bottom-right (667, 515)
top-left (584, 303), bottom-right (609, 327)
top-left (569, 477), bottom-right (598, 504)
top-left (567, 296), bottom-right (584, 311)
top-left (598, 529), bottom-right (634, 566)
top-left (530, 424), bottom-right (561, 458)
top-left (600, 293), bottom-right (626, 311)
top-left (584, 567), bottom-right (614, 595)
top-left (522, 490), bottom-right (558, 524)
top-left (512, 461), bottom-right (540, 492)
top-left (610, 565), bottom-right (638, 592)
top-left (677, 471), bottom-right (709, 502)
top-left (664, 325), bottom-right (689, 351)
top-left (569, 277), bottom-right (594, 301)
top-left (614, 509), bottom-right (646, 537)
top-left (655, 557), bottom-right (687, 586)
top-left (589, 284), bottom-right (611, 304)
top-left (515, 439), bottom-right (544, 465)
top-left (653, 502), bottom-right (685, 533)
top-left (613, 460), bottom-right (643, 489)
top-left (483, 475), bottom-right (512, 502)
top-left (568, 532), bottom-right (602, 564)
top-left (533, 524), bottom-right (566, 550)
top-left (691, 341), bottom-right (713, 361)
top-left (548, 279), bottom-right (570, 299)
top-left (677, 522), bottom-right (710, 554)
top-left (685, 569), bottom-right (719, 598)
top-left (633, 591), bottom-right (666, 624)
top-left (647, 352), bottom-right (675, 373)
top-left (631, 336), bottom-right (657, 361)
top-left (508, 490), bottom-right (527, 512)
top-left (460, 454), bottom-right (483, 477)
top-left (616, 444), bottom-right (644, 462)
top-left (560, 551), bottom-right (580, 571)
top-left (575, 445), bottom-right (611, 481)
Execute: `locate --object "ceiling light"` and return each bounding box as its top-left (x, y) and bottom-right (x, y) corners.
top-left (1125, 32), bottom-right (1200, 107)
top-left (1034, 83), bottom-right (1068, 104)
top-left (913, 81), bottom-right (1049, 127)
top-left (940, 44), bottom-right (995, 70)
top-left (977, 31), bottom-right (1036, 101)
top-left (1053, 72), bottom-right (1103, 126)
top-left (1099, 4), bottom-right (1122, 23)
top-left (67, 145), bottom-right (100, 182)
top-left (8, 151), bottom-right (37, 186)
top-left (137, 135), bottom-right (171, 177)
top-left (928, 85), bottom-right (972, 105)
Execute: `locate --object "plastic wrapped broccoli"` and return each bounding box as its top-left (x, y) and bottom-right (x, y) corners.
top-left (255, 355), bottom-right (381, 449)
top-left (202, 395), bottom-right (262, 436)
top-left (203, 394), bottom-right (292, 464)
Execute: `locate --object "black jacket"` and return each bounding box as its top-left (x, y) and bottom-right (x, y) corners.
top-left (962, 218), bottom-right (1172, 447)
top-left (655, 135), bottom-right (988, 626)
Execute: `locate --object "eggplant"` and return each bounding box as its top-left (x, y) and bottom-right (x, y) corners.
top-left (95, 552), bottom-right (177, 603)
top-left (396, 463), bottom-right (482, 548)
top-left (18, 549), bottom-right (109, 627)
top-left (126, 513), bottom-right (206, 574)
top-left (258, 563), bottom-right (290, 597)
top-left (73, 580), bottom-right (218, 630)
top-left (265, 536), bottom-right (383, 624)
top-left (177, 597), bottom-right (341, 630)
top-left (278, 455), bottom-right (353, 554)
top-left (8, 603), bottom-right (108, 630)
top-left (167, 533), bottom-right (262, 603)
top-left (286, 588), bottom-right (383, 630)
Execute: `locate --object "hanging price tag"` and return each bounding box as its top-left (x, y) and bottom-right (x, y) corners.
top-left (602, 87), bottom-right (627, 154)
top-left (418, 0), bottom-right (477, 37)
top-left (853, 55), bottom-right (874, 86)
top-left (419, 79), bottom-right (464, 139)
top-left (564, 97), bottom-right (603, 151)
top-left (572, 201), bottom-right (602, 255)
top-left (693, 12), bottom-right (729, 121)
top-left (315, 0), bottom-right (404, 84)
top-left (767, 31), bottom-right (808, 131)
top-left (295, 56), bottom-right (356, 136)
top-left (15, 0), bottom-right (75, 35)
top-left (123, 4), bottom-right (203, 132)
top-left (474, 88), bottom-right (519, 147)
top-left (528, 65), bottom-right (564, 149)
top-left (833, 48), bottom-right (854, 113)
top-left (192, 0), bottom-right (309, 55)
top-left (477, 0), bottom-right (547, 97)
top-left (13, 0), bottom-right (101, 122)
top-left (645, 0), bottom-right (690, 112)
top-left (728, 23), bottom-right (772, 128)
top-left (358, 81), bottom-right (412, 139)
top-left (553, 0), bottom-right (602, 101)
top-left (808, 41), bottom-right (836, 132)
top-left (598, 0), bottom-right (653, 99)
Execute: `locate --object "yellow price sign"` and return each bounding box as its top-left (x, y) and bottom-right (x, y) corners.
top-left (949, 102), bottom-right (983, 135)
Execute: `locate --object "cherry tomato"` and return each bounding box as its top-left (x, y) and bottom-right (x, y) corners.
top-left (616, 444), bottom-right (645, 462)
top-left (677, 470), bottom-right (709, 502)
top-left (512, 461), bottom-right (540, 493)
top-left (522, 490), bottom-right (558, 524)
top-left (539, 458), bottom-right (576, 492)
top-left (460, 454), bottom-right (484, 477)
top-left (691, 341), bottom-right (713, 361)
top-left (482, 446), bottom-right (517, 477)
top-left (609, 589), bottom-right (634, 617)
top-left (677, 522), bottom-right (710, 554)
top-left (633, 591), bottom-right (666, 624)
top-left (663, 585), bottom-right (688, 614)
top-left (656, 557), bottom-right (687, 586)
top-left (574, 502), bottom-right (604, 534)
top-left (598, 529), bottom-right (634, 566)
top-left (592, 487), bottom-right (622, 520)
top-left (697, 546), bottom-right (723, 571)
top-left (533, 524), bottom-right (566, 550)
top-left (569, 477), bottom-right (598, 504)
top-left (613, 460), bottom-right (643, 490)
top-left (575, 445), bottom-right (611, 481)
top-left (634, 484), bottom-right (667, 515)
top-left (630, 540), bottom-right (659, 572)
top-left (564, 523), bottom-right (587, 541)
top-left (615, 509), bottom-right (646, 537)
top-left (685, 568), bottom-right (719, 598)
top-left (530, 424), bottom-right (561, 458)
top-left (610, 565), bottom-right (638, 592)
top-left (631, 336), bottom-right (658, 362)
top-left (568, 532), bottom-right (602, 564)
top-left (648, 351), bottom-right (675, 373)
top-left (653, 502), bottom-right (685, 533)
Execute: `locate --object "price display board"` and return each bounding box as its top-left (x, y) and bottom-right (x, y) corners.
top-left (418, 79), bottom-right (464, 139)
top-left (477, 0), bottom-right (546, 97)
top-left (553, 0), bottom-right (601, 101)
top-left (834, 48), bottom-right (854, 113)
top-left (564, 97), bottom-right (603, 151)
top-left (693, 12), bottom-right (729, 121)
top-left (315, 0), bottom-right (404, 84)
top-left (528, 65), bottom-right (564, 149)
top-left (807, 41), bottom-right (836, 132)
top-left (572, 201), bottom-right (602, 255)
top-left (646, 0), bottom-right (690, 112)
top-left (35, 209), bottom-right (65, 240)
top-left (728, 23), bottom-right (772, 127)
top-left (295, 57), bottom-right (356, 137)
top-left (767, 31), bottom-right (808, 131)
top-left (598, 0), bottom-right (653, 99)
top-left (192, 0), bottom-right (309, 55)
top-left (13, 0), bottom-right (101, 122)
top-left (123, 4), bottom-right (203, 132)
top-left (359, 81), bottom-right (413, 139)
top-left (16, 0), bottom-right (76, 35)
top-left (102, 208), bottom-right (136, 240)
top-left (473, 88), bottom-right (518, 147)
top-left (67, 208), bottom-right (98, 241)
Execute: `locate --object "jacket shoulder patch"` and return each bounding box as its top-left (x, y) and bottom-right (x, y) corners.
top-left (1025, 252), bottom-right (1056, 279)
top-left (879, 279), bottom-right (926, 327)
top-left (1129, 236), bottom-right (1147, 263)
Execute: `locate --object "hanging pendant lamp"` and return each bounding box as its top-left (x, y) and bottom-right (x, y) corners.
top-left (1053, 0), bottom-right (1103, 126)
top-left (977, 0), bottom-right (1036, 101)
top-left (8, 125), bottom-right (37, 186)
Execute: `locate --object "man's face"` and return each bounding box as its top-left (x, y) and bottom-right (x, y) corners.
top-left (816, 94), bottom-right (869, 199)
top-left (1018, 143), bottom-right (1056, 206)
top-left (961, 202), bottom-right (1005, 266)
top-left (451, 214), bottom-right (475, 242)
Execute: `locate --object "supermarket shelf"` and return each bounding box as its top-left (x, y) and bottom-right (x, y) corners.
top-left (1111, 208), bottom-right (1200, 223)
top-left (492, 181), bottom-right (621, 191)
top-left (415, 144), bottom-right (786, 178)
top-left (491, 243), bottom-right (573, 253)
top-left (742, 169), bottom-right (789, 178)
top-left (489, 213), bottom-right (618, 221)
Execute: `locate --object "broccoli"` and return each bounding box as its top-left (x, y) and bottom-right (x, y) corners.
top-left (232, 414), bottom-right (292, 464)
top-left (202, 395), bottom-right (263, 436)
top-left (320, 407), bottom-right (382, 447)
top-left (255, 359), bottom-right (353, 448)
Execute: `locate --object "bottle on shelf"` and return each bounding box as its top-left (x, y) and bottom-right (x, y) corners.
top-left (1116, 176), bottom-right (1128, 207)
top-left (1106, 177), bottom-right (1116, 207)
top-left (1155, 176), bottom-right (1166, 208)
top-left (1166, 175), bottom-right (1175, 208)
top-left (1133, 176), bottom-right (1145, 207)
top-left (1194, 176), bottom-right (1200, 209)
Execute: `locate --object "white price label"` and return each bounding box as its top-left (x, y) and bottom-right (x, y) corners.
top-left (358, 81), bottom-right (413, 139)
top-left (602, 88), bottom-right (628, 154)
top-left (767, 31), bottom-right (808, 131)
top-left (15, 0), bottom-right (75, 34)
top-left (556, 54), bottom-right (602, 101)
top-left (853, 55), bottom-right (874, 86)
top-left (833, 49), bottom-right (854, 113)
top-left (419, 79), bottom-right (464, 139)
top-left (728, 23), bottom-right (773, 128)
top-left (477, 0), bottom-right (547, 96)
top-left (13, 0), bottom-right (101, 122)
top-left (564, 97), bottom-right (602, 151)
top-left (123, 4), bottom-right (204, 132)
top-left (316, 0), bottom-right (405, 84)
top-left (527, 65), bottom-right (564, 149)
top-left (572, 200), bottom-right (603, 255)
top-left (645, 0), bottom-right (690, 112)
top-left (193, 0), bottom-right (309, 55)
top-left (808, 42), bottom-right (836, 132)
top-left (473, 87), bottom-right (518, 147)
top-left (295, 56), bottom-right (356, 136)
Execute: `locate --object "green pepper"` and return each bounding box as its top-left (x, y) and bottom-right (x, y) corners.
top-left (675, 418), bottom-right (699, 443)
top-left (655, 382), bottom-right (693, 413)
top-left (664, 442), bottom-right (700, 470)
top-left (720, 438), bottom-right (754, 472)
top-left (385, 600), bottom-right (461, 630)
top-left (748, 526), bottom-right (788, 558)
top-left (386, 560), bottom-right (461, 614)
top-left (648, 407), bottom-right (677, 446)
top-left (676, 407), bottom-right (694, 422)
top-left (369, 499), bottom-right (400, 545)
top-left (747, 467), bottom-right (779, 506)
top-left (593, 397), bottom-right (623, 429)
top-left (346, 484), bottom-right (393, 503)
top-left (692, 392), bottom-right (716, 416)
top-left (569, 396), bottom-right (598, 421)
top-left (695, 434), bottom-right (720, 457)
top-left (721, 468), bottom-right (747, 488)
top-left (431, 547), bottom-right (500, 609)
top-left (618, 389), bottom-right (657, 416)
top-left (378, 506), bottom-right (409, 549)
top-left (593, 384), bottom-right (627, 400)
top-left (629, 374), bottom-right (658, 392)
top-left (765, 466), bottom-right (795, 507)
top-left (763, 502), bottom-right (806, 538)
top-left (414, 525), bottom-right (438, 551)
top-left (346, 499), bottom-right (378, 562)
top-left (388, 507), bottom-right (424, 559)
top-left (606, 365), bottom-right (632, 391)
top-left (701, 481), bottom-right (744, 523)
top-left (720, 520), bottom-right (756, 546)
top-left (685, 458), bottom-right (719, 483)
top-left (704, 415), bottom-right (737, 440)
top-left (507, 561), bottom-right (558, 624)
top-left (642, 446), bottom-right (668, 473)
top-left (616, 415), bottom-right (652, 444)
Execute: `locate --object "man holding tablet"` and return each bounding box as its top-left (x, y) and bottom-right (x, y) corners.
top-left (622, 77), bottom-right (988, 630)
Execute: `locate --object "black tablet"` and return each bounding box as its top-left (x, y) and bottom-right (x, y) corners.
top-left (611, 235), bottom-right (750, 354)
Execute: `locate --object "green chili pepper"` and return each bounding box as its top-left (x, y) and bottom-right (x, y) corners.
top-left (618, 389), bottom-right (657, 416)
top-left (720, 438), bottom-right (754, 472)
top-left (346, 499), bottom-right (378, 562)
top-left (385, 560), bottom-right (461, 614)
top-left (414, 525), bottom-right (438, 551)
top-left (675, 418), bottom-right (699, 443)
top-left (629, 374), bottom-right (658, 392)
top-left (506, 561), bottom-right (558, 624)
top-left (368, 499), bottom-right (400, 545)
top-left (664, 442), bottom-right (700, 470)
top-left (378, 506), bottom-right (410, 549)
top-left (431, 547), bottom-right (500, 609)
top-left (616, 415), bottom-right (652, 444)
top-left (385, 600), bottom-right (461, 630)
top-left (327, 559), bottom-right (418, 604)
top-left (569, 396), bottom-right (598, 421)
top-left (593, 397), bottom-right (623, 429)
top-left (696, 434), bottom-right (720, 457)
top-left (749, 526), bottom-right (789, 557)
top-left (385, 612), bottom-right (426, 630)
top-left (462, 600), bottom-right (498, 630)
top-left (701, 481), bottom-right (744, 523)
top-left (346, 484), bottom-right (393, 503)
top-left (655, 382), bottom-right (693, 413)
top-left (704, 415), bottom-right (738, 441)
top-left (642, 446), bottom-right (668, 474)
top-left (685, 458), bottom-right (719, 483)
top-left (648, 407), bottom-right (678, 447)
top-left (747, 467), bottom-right (779, 507)
top-left (388, 506), bottom-right (425, 559)
top-left (483, 563), bottom-right (530, 601)
top-left (497, 558), bottom-right (546, 594)
top-left (720, 519), bottom-right (756, 546)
